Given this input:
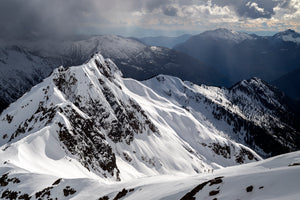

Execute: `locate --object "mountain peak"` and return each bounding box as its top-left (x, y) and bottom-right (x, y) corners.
top-left (275, 29), bottom-right (297, 36)
top-left (0, 52), bottom-right (268, 183)
top-left (231, 77), bottom-right (273, 92)
top-left (199, 28), bottom-right (253, 43)
top-left (273, 29), bottom-right (300, 43)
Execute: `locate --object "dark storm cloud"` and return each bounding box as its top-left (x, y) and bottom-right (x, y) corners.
top-left (0, 0), bottom-right (298, 39)
top-left (0, 0), bottom-right (106, 39)
top-left (0, 0), bottom-right (178, 39)
top-left (143, 0), bottom-right (172, 12)
top-left (162, 6), bottom-right (179, 17)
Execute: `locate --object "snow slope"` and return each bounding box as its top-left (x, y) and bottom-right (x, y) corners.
top-left (141, 75), bottom-right (299, 157)
top-left (0, 150), bottom-right (299, 199)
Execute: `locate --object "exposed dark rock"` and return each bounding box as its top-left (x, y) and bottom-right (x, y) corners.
top-left (246, 185), bottom-right (254, 192)
top-left (35, 186), bottom-right (53, 199)
top-left (18, 193), bottom-right (31, 200)
top-left (1, 189), bottom-right (18, 200)
top-left (288, 163), bottom-right (300, 167)
top-left (63, 186), bottom-right (76, 197)
top-left (0, 173), bottom-right (21, 187)
top-left (112, 188), bottom-right (134, 200)
top-left (52, 178), bottom-right (62, 185)
top-left (0, 173), bottom-right (9, 187)
top-left (209, 177), bottom-right (223, 186)
top-left (180, 181), bottom-right (209, 200)
top-left (209, 190), bottom-right (220, 196)
top-left (5, 114), bottom-right (13, 123)
top-left (123, 152), bottom-right (132, 162)
top-left (180, 177), bottom-right (224, 200)
top-left (98, 196), bottom-right (109, 200)
top-left (209, 143), bottom-right (231, 159)
top-left (56, 106), bottom-right (119, 180)
top-left (113, 188), bottom-right (128, 200)
top-left (235, 148), bottom-right (256, 164)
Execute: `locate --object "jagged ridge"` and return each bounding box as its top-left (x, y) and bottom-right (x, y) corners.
top-left (0, 53), bottom-right (262, 183)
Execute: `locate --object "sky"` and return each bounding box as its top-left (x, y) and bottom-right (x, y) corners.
top-left (0, 0), bottom-right (300, 38)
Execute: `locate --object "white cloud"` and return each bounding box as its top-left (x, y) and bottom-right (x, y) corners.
top-left (246, 2), bottom-right (265, 14)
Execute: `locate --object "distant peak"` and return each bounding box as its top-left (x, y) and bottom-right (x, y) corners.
top-left (273, 29), bottom-right (300, 43)
top-left (230, 77), bottom-right (265, 90)
top-left (205, 28), bottom-right (237, 34)
top-left (279, 29), bottom-right (296, 34)
top-left (214, 28), bottom-right (236, 33)
top-left (273, 29), bottom-right (299, 37)
top-left (199, 28), bottom-right (253, 43)
top-left (286, 29), bottom-right (296, 33)
top-left (249, 77), bottom-right (263, 82)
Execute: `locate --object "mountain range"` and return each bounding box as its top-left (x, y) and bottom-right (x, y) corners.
top-left (0, 35), bottom-right (226, 114)
top-left (174, 29), bottom-right (300, 100)
top-left (0, 53), bottom-right (299, 199)
top-left (1, 28), bottom-right (300, 116)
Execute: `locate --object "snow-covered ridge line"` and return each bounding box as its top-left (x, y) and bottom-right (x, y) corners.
top-left (196, 28), bottom-right (255, 43)
top-left (0, 52), bottom-right (265, 184)
top-left (142, 74), bottom-right (299, 157)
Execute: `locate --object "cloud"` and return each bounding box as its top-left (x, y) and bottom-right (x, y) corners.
top-left (246, 2), bottom-right (265, 14)
top-left (0, 0), bottom-right (299, 38)
top-left (276, 0), bottom-right (300, 20)
top-left (0, 0), bottom-right (112, 39)
top-left (241, 1), bottom-right (271, 18)
top-left (162, 6), bottom-right (179, 16)
top-left (211, 0), bottom-right (292, 19)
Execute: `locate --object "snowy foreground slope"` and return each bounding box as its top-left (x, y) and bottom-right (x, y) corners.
top-left (0, 53), bottom-right (299, 199)
top-left (0, 150), bottom-right (299, 199)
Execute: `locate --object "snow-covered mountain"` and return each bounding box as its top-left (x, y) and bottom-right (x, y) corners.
top-left (0, 35), bottom-right (225, 113)
top-left (144, 75), bottom-right (299, 157)
top-left (272, 29), bottom-right (300, 44)
top-left (65, 35), bottom-right (223, 85)
top-left (196, 28), bottom-right (255, 43)
top-left (0, 53), bottom-right (299, 199)
top-left (0, 53), bottom-right (261, 181)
